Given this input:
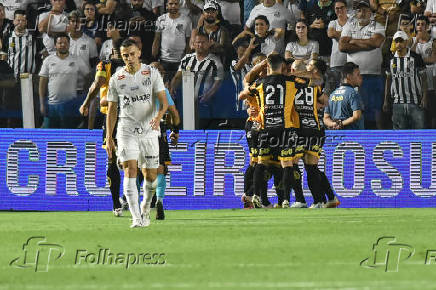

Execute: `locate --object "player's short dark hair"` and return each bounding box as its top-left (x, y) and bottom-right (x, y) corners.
top-left (14, 9), bottom-right (26, 18)
top-left (113, 38), bottom-right (123, 53)
top-left (416, 15), bottom-right (430, 25)
top-left (267, 53), bottom-right (285, 71)
top-left (342, 62), bottom-right (359, 80)
top-left (313, 59), bottom-right (328, 76)
top-left (54, 32), bottom-right (70, 44)
top-left (120, 38), bottom-right (139, 49)
top-left (254, 15), bottom-right (269, 27)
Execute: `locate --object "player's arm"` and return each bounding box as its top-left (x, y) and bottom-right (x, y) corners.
top-left (106, 101), bottom-right (117, 158)
top-left (243, 59), bottom-right (267, 88)
top-left (233, 37), bottom-right (257, 71)
top-left (151, 90), bottom-right (168, 130)
top-left (80, 76), bottom-right (106, 116)
top-left (168, 105), bottom-right (181, 145)
top-left (39, 76), bottom-right (49, 116)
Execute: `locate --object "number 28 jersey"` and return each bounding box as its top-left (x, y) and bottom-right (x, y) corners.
top-left (293, 78), bottom-right (323, 133)
top-left (254, 74), bottom-right (300, 130)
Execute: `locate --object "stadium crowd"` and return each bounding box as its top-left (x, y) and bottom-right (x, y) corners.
top-left (0, 0), bottom-right (435, 130)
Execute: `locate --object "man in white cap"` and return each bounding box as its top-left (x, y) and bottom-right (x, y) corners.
top-left (383, 30), bottom-right (428, 129)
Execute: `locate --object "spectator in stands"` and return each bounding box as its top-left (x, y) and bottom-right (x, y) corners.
top-left (324, 62), bottom-right (364, 130)
top-left (285, 19), bottom-right (318, 61)
top-left (230, 39), bottom-right (255, 112)
top-left (38, 0), bottom-right (69, 54)
top-left (245, 0), bottom-right (292, 56)
top-left (191, 1), bottom-right (231, 65)
top-left (0, 4), bottom-right (14, 53)
top-left (305, 0), bottom-right (335, 64)
top-left (244, 0), bottom-right (258, 24)
top-left (233, 15), bottom-right (284, 56)
top-left (390, 15), bottom-right (415, 54)
top-left (326, 0), bottom-right (348, 93)
top-left (281, 0), bottom-right (301, 31)
top-left (152, 0), bottom-right (192, 83)
top-left (7, 10), bottom-right (42, 78)
top-left (0, 51), bottom-right (18, 128)
top-left (99, 21), bottom-right (121, 61)
top-left (412, 15), bottom-right (436, 128)
top-left (214, 0), bottom-right (243, 37)
top-left (82, 1), bottom-right (104, 49)
top-left (142, 0), bottom-right (164, 16)
top-left (39, 33), bottom-right (90, 128)
top-left (410, 0), bottom-right (425, 16)
top-left (339, 0), bottom-right (385, 129)
top-left (179, 0), bottom-right (203, 27)
top-left (384, 31), bottom-right (428, 129)
top-left (96, 0), bottom-right (117, 16)
top-left (170, 32), bottom-right (224, 129)
top-left (1, 0), bottom-right (30, 20)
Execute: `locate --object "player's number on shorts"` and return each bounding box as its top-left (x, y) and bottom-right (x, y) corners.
top-left (265, 84), bottom-right (284, 105)
top-left (295, 87), bottom-right (314, 105)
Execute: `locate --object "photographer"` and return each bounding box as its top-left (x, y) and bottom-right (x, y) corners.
top-left (324, 62), bottom-right (364, 130)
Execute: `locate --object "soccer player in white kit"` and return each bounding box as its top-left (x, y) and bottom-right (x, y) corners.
top-left (106, 39), bottom-right (168, 228)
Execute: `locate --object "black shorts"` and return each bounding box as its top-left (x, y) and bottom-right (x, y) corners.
top-left (295, 128), bottom-right (326, 158)
top-left (102, 115), bottom-right (117, 148)
top-left (248, 129), bottom-right (259, 162)
top-left (159, 134), bottom-right (171, 166)
top-left (257, 128), bottom-right (298, 162)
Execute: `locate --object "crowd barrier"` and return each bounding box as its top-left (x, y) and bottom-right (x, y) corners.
top-left (0, 129), bottom-right (435, 210)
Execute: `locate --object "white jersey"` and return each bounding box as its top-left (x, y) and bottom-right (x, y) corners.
top-left (328, 19), bottom-right (347, 67)
top-left (414, 37), bottom-right (435, 90)
top-left (107, 64), bottom-right (166, 137)
top-left (285, 40), bottom-right (319, 60)
top-left (2, 0), bottom-right (31, 20)
top-left (99, 39), bottom-right (113, 61)
top-left (39, 54), bottom-right (90, 105)
top-left (341, 19), bottom-right (385, 75)
top-left (156, 13), bottom-right (192, 63)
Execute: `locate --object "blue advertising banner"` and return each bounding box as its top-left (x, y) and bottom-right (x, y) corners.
top-left (0, 129), bottom-right (435, 211)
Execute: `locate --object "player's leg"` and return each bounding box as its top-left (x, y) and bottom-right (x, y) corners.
top-left (108, 154), bottom-right (122, 215)
top-left (280, 128), bottom-right (299, 207)
top-left (270, 165), bottom-right (284, 208)
top-left (139, 136), bottom-right (160, 226)
top-left (303, 154), bottom-right (324, 208)
top-left (155, 165), bottom-right (167, 219)
top-left (122, 159), bottom-right (143, 227)
top-left (291, 163), bottom-right (307, 207)
top-left (254, 130), bottom-right (271, 208)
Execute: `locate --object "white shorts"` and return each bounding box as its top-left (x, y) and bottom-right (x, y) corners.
top-left (117, 134), bottom-right (159, 169)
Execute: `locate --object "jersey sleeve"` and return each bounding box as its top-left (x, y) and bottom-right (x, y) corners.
top-left (39, 57), bottom-right (50, 77)
top-left (107, 76), bottom-right (119, 103)
top-left (95, 61), bottom-right (108, 79)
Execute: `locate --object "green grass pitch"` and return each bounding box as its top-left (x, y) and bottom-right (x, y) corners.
top-left (1, 208), bottom-right (436, 290)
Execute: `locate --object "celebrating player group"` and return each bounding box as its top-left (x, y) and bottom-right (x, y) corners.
top-left (239, 53), bottom-right (340, 209)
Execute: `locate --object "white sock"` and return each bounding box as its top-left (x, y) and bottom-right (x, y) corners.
top-left (141, 178), bottom-right (157, 215)
top-left (123, 177), bottom-right (141, 221)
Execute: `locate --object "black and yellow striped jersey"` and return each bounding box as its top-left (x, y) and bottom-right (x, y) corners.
top-left (254, 74), bottom-right (300, 130)
top-left (95, 59), bottom-right (124, 114)
top-left (293, 77), bottom-right (323, 132)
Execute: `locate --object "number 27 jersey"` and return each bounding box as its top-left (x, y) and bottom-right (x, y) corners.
top-left (255, 74), bottom-right (300, 130)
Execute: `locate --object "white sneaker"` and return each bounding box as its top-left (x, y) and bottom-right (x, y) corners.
top-left (309, 203), bottom-right (323, 209)
top-left (113, 208), bottom-right (123, 217)
top-left (130, 219), bottom-right (144, 228)
top-left (119, 197), bottom-right (129, 210)
top-left (282, 200), bottom-right (290, 208)
top-left (290, 202), bottom-right (308, 208)
top-left (142, 214), bottom-right (151, 227)
top-left (252, 195), bottom-right (262, 208)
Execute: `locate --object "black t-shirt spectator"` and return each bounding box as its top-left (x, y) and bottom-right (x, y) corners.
top-left (306, 2), bottom-right (336, 56)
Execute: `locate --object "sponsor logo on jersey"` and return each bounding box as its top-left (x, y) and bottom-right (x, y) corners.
top-left (130, 86), bottom-right (139, 91)
top-left (120, 84), bottom-right (126, 90)
top-left (80, 44), bottom-right (87, 50)
top-left (118, 75), bottom-right (126, 80)
top-left (69, 62), bottom-right (75, 67)
top-left (142, 78), bottom-right (151, 86)
top-left (141, 69), bottom-right (150, 76)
